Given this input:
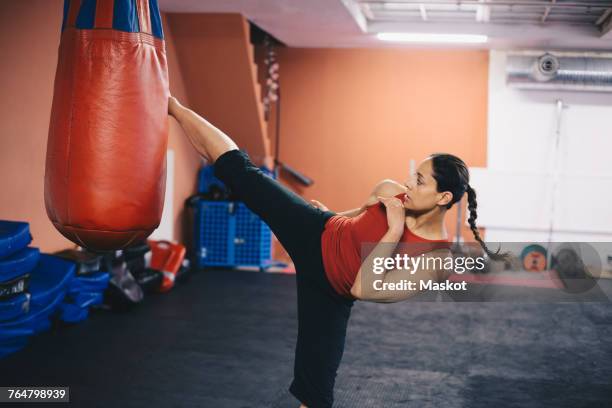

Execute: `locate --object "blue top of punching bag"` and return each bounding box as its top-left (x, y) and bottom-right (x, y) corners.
top-left (62, 0), bottom-right (164, 40)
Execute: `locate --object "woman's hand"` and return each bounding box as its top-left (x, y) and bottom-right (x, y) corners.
top-left (377, 196), bottom-right (405, 236)
top-left (310, 199), bottom-right (329, 211)
top-left (168, 96), bottom-right (182, 118)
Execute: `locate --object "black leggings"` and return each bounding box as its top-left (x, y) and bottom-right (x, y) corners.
top-left (214, 150), bottom-right (354, 408)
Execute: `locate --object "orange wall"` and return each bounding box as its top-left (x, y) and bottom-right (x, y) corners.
top-left (0, 0), bottom-right (201, 252)
top-left (0, 1), bottom-right (487, 254)
top-left (166, 13), bottom-right (272, 167)
top-left (273, 48), bottom-right (489, 240)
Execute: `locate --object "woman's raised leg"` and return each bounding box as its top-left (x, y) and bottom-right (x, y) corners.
top-left (168, 97), bottom-right (330, 261)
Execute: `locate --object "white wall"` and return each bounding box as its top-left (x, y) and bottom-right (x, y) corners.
top-left (471, 50), bottom-right (612, 243)
top-left (150, 150), bottom-right (175, 242)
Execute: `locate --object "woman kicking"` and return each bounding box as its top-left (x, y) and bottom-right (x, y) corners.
top-left (168, 96), bottom-right (502, 408)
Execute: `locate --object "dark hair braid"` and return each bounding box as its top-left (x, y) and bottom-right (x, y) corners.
top-left (430, 153), bottom-right (509, 262)
top-left (465, 185), bottom-right (509, 261)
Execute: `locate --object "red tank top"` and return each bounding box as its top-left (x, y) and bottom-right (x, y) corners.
top-left (321, 193), bottom-right (451, 299)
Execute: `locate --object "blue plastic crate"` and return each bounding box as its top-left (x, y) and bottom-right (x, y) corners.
top-left (194, 201), bottom-right (272, 269)
top-left (195, 201), bottom-right (232, 267)
top-left (234, 204), bottom-right (272, 266)
top-left (197, 165), bottom-right (226, 194)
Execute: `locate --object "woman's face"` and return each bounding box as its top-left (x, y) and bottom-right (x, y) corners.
top-left (402, 158), bottom-right (452, 212)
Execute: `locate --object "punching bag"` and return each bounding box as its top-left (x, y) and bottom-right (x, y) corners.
top-left (45, 0), bottom-right (169, 250)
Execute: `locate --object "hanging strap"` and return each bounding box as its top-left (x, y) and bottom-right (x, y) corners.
top-left (135, 0), bottom-right (151, 35)
top-left (66, 0), bottom-right (82, 27)
top-left (94, 0), bottom-right (114, 29)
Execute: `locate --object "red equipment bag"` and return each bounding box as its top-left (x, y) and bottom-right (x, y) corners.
top-left (148, 240), bottom-right (186, 292)
top-left (45, 0), bottom-right (169, 250)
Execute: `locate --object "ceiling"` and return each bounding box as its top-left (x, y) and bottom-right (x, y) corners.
top-left (158, 0), bottom-right (612, 50)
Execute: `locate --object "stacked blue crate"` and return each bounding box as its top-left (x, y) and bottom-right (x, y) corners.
top-left (195, 201), bottom-right (232, 267)
top-left (0, 221), bottom-right (38, 357)
top-left (0, 221), bottom-right (74, 358)
top-left (194, 201), bottom-right (273, 269)
top-left (194, 163), bottom-right (274, 269)
top-left (234, 204), bottom-right (272, 266)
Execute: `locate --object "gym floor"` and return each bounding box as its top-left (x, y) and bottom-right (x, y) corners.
top-left (1, 270), bottom-right (611, 408)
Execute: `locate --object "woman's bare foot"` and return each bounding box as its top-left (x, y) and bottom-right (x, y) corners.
top-left (167, 95), bottom-right (239, 163)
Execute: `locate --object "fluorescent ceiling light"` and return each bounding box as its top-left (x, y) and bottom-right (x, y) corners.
top-left (377, 33), bottom-right (488, 44)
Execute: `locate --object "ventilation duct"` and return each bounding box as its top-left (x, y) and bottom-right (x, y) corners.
top-left (506, 51), bottom-right (612, 92)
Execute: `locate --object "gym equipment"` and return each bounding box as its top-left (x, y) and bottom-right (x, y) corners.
top-left (194, 201), bottom-right (272, 269)
top-left (0, 247), bottom-right (40, 283)
top-left (59, 292), bottom-right (104, 323)
top-left (175, 258), bottom-right (192, 284)
top-left (133, 268), bottom-right (163, 293)
top-left (69, 272), bottom-right (111, 293)
top-left (102, 253), bottom-right (143, 310)
top-left (0, 274), bottom-right (30, 300)
top-left (70, 291), bottom-right (104, 308)
top-left (122, 242), bottom-right (163, 293)
top-left (553, 247), bottom-right (586, 278)
top-left (0, 291), bottom-right (64, 358)
top-left (148, 240), bottom-right (186, 292)
top-left (0, 293), bottom-right (30, 322)
top-left (0, 220), bottom-right (31, 258)
top-left (62, 273), bottom-right (109, 323)
top-left (551, 245), bottom-right (599, 294)
top-left (123, 242), bottom-right (151, 274)
top-left (28, 254), bottom-right (76, 308)
top-left (520, 244), bottom-right (547, 272)
top-left (191, 165), bottom-right (276, 271)
top-left (45, 0), bottom-right (169, 250)
top-left (54, 249), bottom-right (111, 293)
top-left (54, 249), bottom-right (102, 275)
top-left (52, 249), bottom-right (110, 321)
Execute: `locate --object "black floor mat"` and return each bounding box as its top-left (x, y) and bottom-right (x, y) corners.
top-left (1, 270), bottom-right (611, 407)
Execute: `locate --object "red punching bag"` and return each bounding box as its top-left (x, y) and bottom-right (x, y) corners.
top-left (45, 0), bottom-right (169, 250)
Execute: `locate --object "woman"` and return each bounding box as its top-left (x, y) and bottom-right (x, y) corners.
top-left (168, 96), bottom-right (501, 408)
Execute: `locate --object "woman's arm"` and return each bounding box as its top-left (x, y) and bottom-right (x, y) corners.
top-left (351, 247), bottom-right (452, 303)
top-left (349, 227), bottom-right (403, 299)
top-left (349, 194), bottom-right (452, 302)
top-left (311, 179), bottom-right (406, 218)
